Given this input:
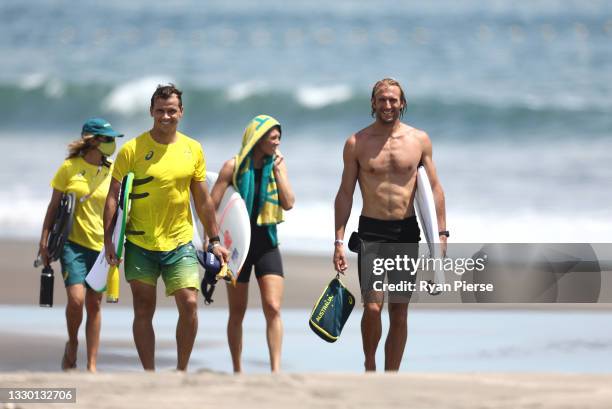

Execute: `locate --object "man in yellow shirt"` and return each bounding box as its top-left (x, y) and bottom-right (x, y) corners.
top-left (104, 84), bottom-right (228, 371)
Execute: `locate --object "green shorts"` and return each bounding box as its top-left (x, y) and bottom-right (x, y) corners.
top-left (60, 241), bottom-right (100, 288)
top-left (124, 240), bottom-right (200, 296)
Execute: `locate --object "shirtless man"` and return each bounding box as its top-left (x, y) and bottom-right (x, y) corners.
top-left (333, 78), bottom-right (447, 371)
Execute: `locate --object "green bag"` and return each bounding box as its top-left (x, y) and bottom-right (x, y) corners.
top-left (309, 275), bottom-right (355, 343)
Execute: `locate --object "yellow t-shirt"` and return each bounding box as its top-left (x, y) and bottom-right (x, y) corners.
top-left (112, 131), bottom-right (206, 251)
top-left (51, 157), bottom-right (112, 251)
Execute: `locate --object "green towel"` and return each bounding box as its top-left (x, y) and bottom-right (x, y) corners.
top-left (232, 115), bottom-right (284, 246)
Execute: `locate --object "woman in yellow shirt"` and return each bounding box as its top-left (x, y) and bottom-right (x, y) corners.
top-left (38, 118), bottom-right (123, 372)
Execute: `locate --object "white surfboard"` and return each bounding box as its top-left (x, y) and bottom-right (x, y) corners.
top-left (86, 173), bottom-right (134, 293)
top-left (414, 165), bottom-right (445, 286)
top-left (86, 207), bottom-right (123, 291)
top-left (192, 171), bottom-right (251, 279)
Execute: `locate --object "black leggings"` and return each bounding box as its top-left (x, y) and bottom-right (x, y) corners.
top-left (237, 226), bottom-right (284, 283)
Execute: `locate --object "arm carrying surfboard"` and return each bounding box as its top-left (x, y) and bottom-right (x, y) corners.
top-left (192, 171), bottom-right (250, 285)
top-left (86, 172), bottom-right (139, 302)
top-left (105, 172), bottom-right (134, 303)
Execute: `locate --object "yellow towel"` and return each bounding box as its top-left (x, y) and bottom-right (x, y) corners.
top-left (232, 115), bottom-right (284, 238)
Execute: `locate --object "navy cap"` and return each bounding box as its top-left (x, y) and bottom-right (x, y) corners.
top-left (81, 117), bottom-right (123, 138)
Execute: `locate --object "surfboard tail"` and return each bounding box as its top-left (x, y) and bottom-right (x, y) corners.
top-left (434, 265), bottom-right (446, 287)
top-left (86, 249), bottom-right (110, 292)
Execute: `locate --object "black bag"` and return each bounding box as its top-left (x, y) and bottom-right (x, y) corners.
top-left (348, 231), bottom-right (361, 253)
top-left (309, 275), bottom-right (355, 343)
top-left (197, 250), bottom-right (221, 305)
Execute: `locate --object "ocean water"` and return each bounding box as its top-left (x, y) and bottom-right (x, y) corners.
top-left (1, 305), bottom-right (612, 373)
top-left (1, 0), bottom-right (611, 252)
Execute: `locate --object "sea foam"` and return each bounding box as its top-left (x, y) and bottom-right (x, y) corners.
top-left (102, 76), bottom-right (175, 115)
top-left (295, 85), bottom-right (353, 109)
top-left (226, 81), bottom-right (269, 102)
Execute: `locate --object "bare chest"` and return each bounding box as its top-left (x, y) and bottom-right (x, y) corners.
top-left (358, 137), bottom-right (421, 176)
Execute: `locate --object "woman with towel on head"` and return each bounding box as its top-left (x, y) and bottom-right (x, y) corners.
top-left (211, 115), bottom-right (295, 373)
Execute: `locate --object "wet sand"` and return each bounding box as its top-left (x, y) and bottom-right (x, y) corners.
top-left (0, 239), bottom-right (354, 308)
top-left (0, 240), bottom-right (359, 308)
top-left (2, 241), bottom-right (612, 408)
top-left (3, 239), bottom-right (611, 309)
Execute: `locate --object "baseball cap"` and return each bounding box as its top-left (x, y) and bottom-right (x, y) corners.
top-left (81, 117), bottom-right (124, 138)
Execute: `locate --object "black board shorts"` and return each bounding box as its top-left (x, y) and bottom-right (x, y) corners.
top-left (357, 215), bottom-right (421, 302)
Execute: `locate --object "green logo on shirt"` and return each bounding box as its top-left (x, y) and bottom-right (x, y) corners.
top-left (145, 150), bottom-right (154, 160)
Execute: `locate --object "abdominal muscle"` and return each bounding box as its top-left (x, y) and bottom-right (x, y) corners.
top-left (358, 170), bottom-right (417, 220)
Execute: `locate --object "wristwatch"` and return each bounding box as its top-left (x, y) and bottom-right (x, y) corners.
top-left (207, 236), bottom-right (221, 252)
top-left (438, 230), bottom-right (450, 238)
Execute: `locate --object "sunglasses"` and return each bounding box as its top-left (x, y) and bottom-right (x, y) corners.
top-left (96, 136), bottom-right (114, 143)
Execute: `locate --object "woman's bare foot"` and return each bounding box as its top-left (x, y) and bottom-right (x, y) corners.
top-left (61, 341), bottom-right (78, 370)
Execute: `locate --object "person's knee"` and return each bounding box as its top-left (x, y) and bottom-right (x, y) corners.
top-left (174, 289), bottom-right (198, 316)
top-left (364, 302), bottom-right (383, 316)
top-left (177, 295), bottom-right (198, 318)
top-left (66, 294), bottom-right (84, 314)
top-left (85, 293), bottom-right (102, 315)
top-left (262, 299), bottom-right (281, 320)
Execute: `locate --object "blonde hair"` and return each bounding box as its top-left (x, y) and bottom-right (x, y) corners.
top-left (66, 133), bottom-right (96, 159)
top-left (370, 78), bottom-right (407, 118)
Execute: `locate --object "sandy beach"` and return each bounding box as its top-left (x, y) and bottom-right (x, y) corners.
top-left (0, 372), bottom-right (611, 409)
top-left (3, 239), bottom-right (612, 408)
